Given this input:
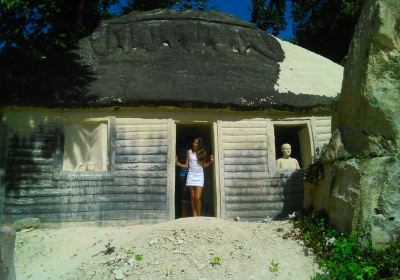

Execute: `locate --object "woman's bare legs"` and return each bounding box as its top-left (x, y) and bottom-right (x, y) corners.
top-left (189, 187), bottom-right (203, 216)
top-left (189, 187), bottom-right (196, 216)
top-left (194, 187), bottom-right (203, 216)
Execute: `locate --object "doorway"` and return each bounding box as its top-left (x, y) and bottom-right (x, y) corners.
top-left (175, 124), bottom-right (215, 218)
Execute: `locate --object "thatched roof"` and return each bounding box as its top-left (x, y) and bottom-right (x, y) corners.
top-left (2, 9), bottom-right (343, 111)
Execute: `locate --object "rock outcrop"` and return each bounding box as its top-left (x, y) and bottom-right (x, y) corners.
top-left (12, 218), bottom-right (41, 231)
top-left (333, 0), bottom-right (400, 156)
top-left (305, 0), bottom-right (400, 248)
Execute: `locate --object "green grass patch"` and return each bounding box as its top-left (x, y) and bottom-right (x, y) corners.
top-left (291, 210), bottom-right (400, 280)
top-left (269, 259), bottom-right (280, 273)
top-left (135, 254), bottom-right (143, 261)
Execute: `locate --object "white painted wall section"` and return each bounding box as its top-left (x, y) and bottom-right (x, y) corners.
top-left (275, 38), bottom-right (344, 98)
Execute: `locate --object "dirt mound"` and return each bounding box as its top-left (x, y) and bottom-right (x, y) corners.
top-left (15, 217), bottom-right (318, 279)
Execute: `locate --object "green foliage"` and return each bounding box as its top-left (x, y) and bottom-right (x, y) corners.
top-left (0, 0), bottom-right (117, 53)
top-left (175, 0), bottom-right (210, 11)
top-left (122, 0), bottom-right (212, 14)
top-left (0, 49), bottom-right (96, 107)
top-left (291, 0), bottom-right (363, 63)
top-left (250, 0), bottom-right (363, 63)
top-left (122, 0), bottom-right (175, 12)
top-left (304, 161), bottom-right (324, 184)
top-left (251, 0), bottom-right (286, 36)
top-left (316, 233), bottom-right (378, 280)
top-left (210, 256), bottom-right (222, 267)
top-left (292, 210), bottom-right (400, 280)
top-left (135, 254), bottom-right (143, 261)
top-left (1, 0), bottom-right (23, 9)
top-left (269, 259), bottom-right (280, 272)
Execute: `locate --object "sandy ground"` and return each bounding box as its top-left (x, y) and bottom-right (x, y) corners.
top-left (15, 217), bottom-right (319, 280)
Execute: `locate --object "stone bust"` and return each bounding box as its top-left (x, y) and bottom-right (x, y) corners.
top-left (276, 143), bottom-right (300, 170)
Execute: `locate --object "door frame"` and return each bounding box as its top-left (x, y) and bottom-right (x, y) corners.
top-left (272, 119), bottom-right (315, 169)
top-left (167, 119), bottom-right (176, 220)
top-left (212, 122), bottom-right (221, 218)
top-left (171, 121), bottom-right (221, 218)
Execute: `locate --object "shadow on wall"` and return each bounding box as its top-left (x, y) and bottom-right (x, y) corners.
top-left (5, 125), bottom-right (58, 196)
top-left (278, 169), bottom-right (304, 219)
top-left (0, 49), bottom-right (96, 108)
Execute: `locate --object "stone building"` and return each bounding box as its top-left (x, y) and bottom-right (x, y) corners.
top-left (0, 10), bottom-right (343, 225)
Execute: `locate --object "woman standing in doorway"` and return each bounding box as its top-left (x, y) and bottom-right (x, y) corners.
top-left (176, 137), bottom-right (214, 217)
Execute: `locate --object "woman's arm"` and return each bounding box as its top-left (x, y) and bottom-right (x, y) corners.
top-left (176, 150), bottom-right (189, 169)
top-left (202, 155), bottom-right (214, 168)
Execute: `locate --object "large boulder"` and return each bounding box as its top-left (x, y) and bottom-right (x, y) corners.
top-left (12, 218), bottom-right (41, 231)
top-left (333, 0), bottom-right (400, 156)
top-left (305, 156), bottom-right (400, 248)
top-left (306, 0), bottom-right (400, 248)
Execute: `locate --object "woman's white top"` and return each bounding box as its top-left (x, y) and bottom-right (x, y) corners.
top-left (186, 149), bottom-right (204, 187)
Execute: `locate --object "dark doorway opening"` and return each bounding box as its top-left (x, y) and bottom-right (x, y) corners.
top-left (274, 125), bottom-right (312, 169)
top-left (175, 124), bottom-right (215, 218)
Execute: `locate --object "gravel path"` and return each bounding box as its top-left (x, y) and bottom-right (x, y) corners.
top-left (15, 217), bottom-right (319, 280)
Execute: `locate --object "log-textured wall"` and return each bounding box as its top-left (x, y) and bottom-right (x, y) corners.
top-left (112, 118), bottom-right (170, 222)
top-left (2, 117), bottom-right (171, 223)
top-left (313, 117), bottom-right (332, 154)
top-left (3, 122), bottom-right (60, 222)
top-left (218, 120), bottom-right (304, 219)
top-left (1, 113), bottom-right (331, 223)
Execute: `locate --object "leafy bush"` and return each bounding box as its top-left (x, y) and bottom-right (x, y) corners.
top-left (291, 210), bottom-right (400, 280)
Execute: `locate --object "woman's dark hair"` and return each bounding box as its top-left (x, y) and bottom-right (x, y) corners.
top-left (194, 137), bottom-right (207, 164)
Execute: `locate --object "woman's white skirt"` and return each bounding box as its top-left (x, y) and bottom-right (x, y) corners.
top-left (186, 166), bottom-right (204, 187)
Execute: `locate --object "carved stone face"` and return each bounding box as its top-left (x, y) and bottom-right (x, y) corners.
top-left (281, 144), bottom-right (292, 158)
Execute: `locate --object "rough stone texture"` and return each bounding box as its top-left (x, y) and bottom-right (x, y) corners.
top-left (12, 218), bottom-right (41, 231)
top-left (306, 0), bottom-right (400, 249)
top-left (333, 0), bottom-right (400, 156)
top-left (0, 226), bottom-right (16, 280)
top-left (306, 157), bottom-right (400, 246)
